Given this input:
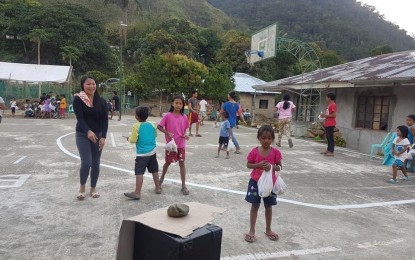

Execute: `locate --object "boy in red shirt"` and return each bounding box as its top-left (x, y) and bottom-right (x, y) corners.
top-left (320, 93), bottom-right (337, 156)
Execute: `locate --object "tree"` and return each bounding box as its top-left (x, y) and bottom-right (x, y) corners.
top-left (198, 29), bottom-right (223, 65)
top-left (215, 31), bottom-right (251, 73)
top-left (27, 28), bottom-right (50, 64)
top-left (370, 45), bottom-right (393, 56)
top-left (163, 53), bottom-right (209, 96)
top-left (201, 63), bottom-right (235, 104)
top-left (60, 46), bottom-right (82, 67)
top-left (135, 54), bottom-right (170, 115)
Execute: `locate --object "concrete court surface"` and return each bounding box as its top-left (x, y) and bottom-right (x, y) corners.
top-left (0, 115), bottom-right (414, 260)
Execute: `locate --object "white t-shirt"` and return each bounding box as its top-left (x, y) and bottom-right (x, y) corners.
top-left (199, 99), bottom-right (208, 112)
top-left (0, 96), bottom-right (4, 117)
top-left (393, 137), bottom-right (410, 161)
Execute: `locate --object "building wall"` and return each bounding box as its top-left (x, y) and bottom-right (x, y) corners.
top-left (333, 85), bottom-right (415, 154)
top-left (238, 93), bottom-right (276, 119)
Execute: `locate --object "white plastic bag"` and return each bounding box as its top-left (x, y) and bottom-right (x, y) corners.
top-left (273, 173), bottom-right (287, 195)
top-left (257, 169), bottom-right (273, 197)
top-left (227, 139), bottom-right (236, 152)
top-left (165, 139), bottom-right (177, 152)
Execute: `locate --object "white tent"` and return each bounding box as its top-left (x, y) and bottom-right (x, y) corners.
top-left (0, 62), bottom-right (72, 97)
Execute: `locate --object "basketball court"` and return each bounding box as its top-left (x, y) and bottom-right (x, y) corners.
top-left (0, 116), bottom-right (414, 259)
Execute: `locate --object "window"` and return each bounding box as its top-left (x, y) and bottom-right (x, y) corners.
top-left (259, 99), bottom-right (268, 109)
top-left (356, 96), bottom-right (389, 130)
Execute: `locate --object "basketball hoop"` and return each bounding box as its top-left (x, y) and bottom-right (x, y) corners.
top-left (245, 50), bottom-right (265, 67)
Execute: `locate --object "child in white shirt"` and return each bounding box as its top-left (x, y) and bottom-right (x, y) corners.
top-left (389, 125), bottom-right (411, 183)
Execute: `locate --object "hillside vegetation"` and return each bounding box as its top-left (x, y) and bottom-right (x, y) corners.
top-left (2, 0), bottom-right (415, 104)
top-left (208, 0), bottom-right (415, 60)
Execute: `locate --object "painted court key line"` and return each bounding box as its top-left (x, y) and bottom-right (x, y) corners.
top-left (220, 247), bottom-right (340, 259)
top-left (57, 133), bottom-right (415, 210)
top-left (0, 175), bottom-right (30, 189)
top-left (13, 156), bottom-right (27, 164)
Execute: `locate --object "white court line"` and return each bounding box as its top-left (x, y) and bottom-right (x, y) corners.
top-left (220, 246), bottom-right (340, 260)
top-left (110, 132), bottom-right (116, 147)
top-left (13, 156), bottom-right (27, 164)
top-left (56, 132), bottom-right (415, 210)
top-left (0, 175), bottom-right (30, 188)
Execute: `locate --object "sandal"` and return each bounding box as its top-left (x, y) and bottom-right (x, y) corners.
top-left (195, 134), bottom-right (202, 137)
top-left (124, 192), bottom-right (141, 200)
top-left (264, 232), bottom-right (279, 241)
top-left (244, 233), bottom-right (256, 243)
top-left (181, 187), bottom-right (190, 195)
top-left (89, 192), bottom-right (100, 198)
top-left (77, 192), bottom-right (85, 200)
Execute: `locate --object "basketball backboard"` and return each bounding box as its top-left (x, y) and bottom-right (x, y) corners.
top-left (247, 23), bottom-right (277, 64)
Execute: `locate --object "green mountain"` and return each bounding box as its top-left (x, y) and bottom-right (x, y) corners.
top-left (17, 0), bottom-right (415, 62)
top-left (40, 0), bottom-right (237, 30)
top-left (207, 0), bottom-right (415, 60)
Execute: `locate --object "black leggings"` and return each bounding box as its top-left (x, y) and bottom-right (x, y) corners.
top-left (325, 126), bottom-right (335, 153)
top-left (76, 132), bottom-right (102, 187)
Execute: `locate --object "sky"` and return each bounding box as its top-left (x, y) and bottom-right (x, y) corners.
top-left (358, 0), bottom-right (415, 36)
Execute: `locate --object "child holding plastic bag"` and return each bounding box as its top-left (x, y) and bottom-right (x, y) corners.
top-left (216, 111), bottom-right (232, 159)
top-left (244, 125), bottom-right (282, 243)
top-left (157, 95), bottom-right (190, 195)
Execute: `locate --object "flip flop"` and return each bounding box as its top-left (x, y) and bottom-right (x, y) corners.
top-left (77, 192), bottom-right (85, 200)
top-left (124, 192), bottom-right (141, 200)
top-left (181, 187), bottom-right (190, 195)
top-left (264, 232), bottom-right (279, 241)
top-left (244, 234), bottom-right (256, 243)
top-left (89, 192), bottom-right (100, 198)
top-left (320, 151), bottom-right (328, 154)
top-left (324, 153), bottom-right (334, 157)
top-left (195, 134), bottom-right (202, 137)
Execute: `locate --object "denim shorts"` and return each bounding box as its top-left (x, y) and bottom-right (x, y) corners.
top-left (245, 178), bottom-right (277, 206)
top-left (394, 159), bottom-right (404, 168)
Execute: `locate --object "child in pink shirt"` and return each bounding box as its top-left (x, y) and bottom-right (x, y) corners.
top-left (275, 94), bottom-right (296, 148)
top-left (157, 95), bottom-right (190, 195)
top-left (244, 125), bottom-right (282, 243)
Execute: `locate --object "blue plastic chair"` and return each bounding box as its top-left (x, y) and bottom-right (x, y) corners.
top-left (370, 132), bottom-right (392, 159)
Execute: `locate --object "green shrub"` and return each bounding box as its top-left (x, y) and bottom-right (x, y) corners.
top-left (334, 136), bottom-right (346, 147)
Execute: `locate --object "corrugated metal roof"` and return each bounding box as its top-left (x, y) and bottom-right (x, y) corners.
top-left (255, 50), bottom-right (415, 90)
top-left (233, 73), bottom-right (275, 94)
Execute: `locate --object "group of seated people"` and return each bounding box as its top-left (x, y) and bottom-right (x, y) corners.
top-left (23, 93), bottom-right (67, 119)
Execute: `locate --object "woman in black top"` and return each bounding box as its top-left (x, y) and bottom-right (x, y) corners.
top-left (73, 75), bottom-right (109, 200)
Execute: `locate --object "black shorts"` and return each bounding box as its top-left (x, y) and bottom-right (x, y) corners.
top-left (219, 136), bottom-right (229, 146)
top-left (135, 154), bottom-right (159, 175)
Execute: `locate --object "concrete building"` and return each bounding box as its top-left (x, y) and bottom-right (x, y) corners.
top-left (254, 51), bottom-right (415, 154)
top-left (233, 72), bottom-right (277, 120)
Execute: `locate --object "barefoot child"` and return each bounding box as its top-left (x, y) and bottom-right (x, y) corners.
top-left (124, 106), bottom-right (161, 200)
top-left (157, 95), bottom-right (190, 195)
top-left (216, 111), bottom-right (232, 159)
top-left (389, 125), bottom-right (411, 184)
top-left (245, 125), bottom-right (282, 243)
